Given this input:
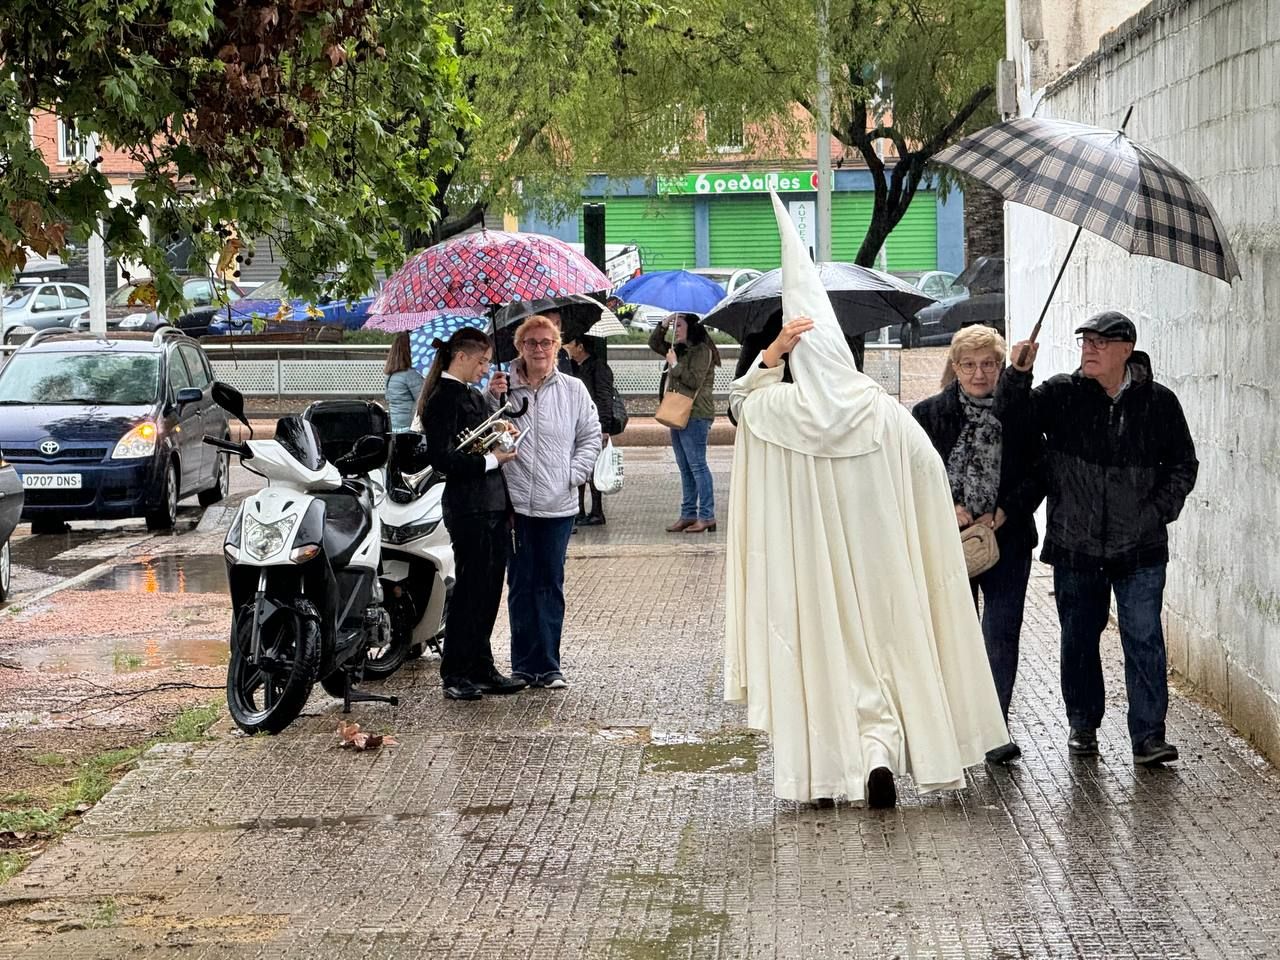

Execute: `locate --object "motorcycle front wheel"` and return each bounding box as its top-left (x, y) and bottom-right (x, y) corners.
top-left (226, 603), bottom-right (320, 734)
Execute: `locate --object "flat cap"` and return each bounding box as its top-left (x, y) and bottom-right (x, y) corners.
top-left (1075, 310), bottom-right (1137, 342)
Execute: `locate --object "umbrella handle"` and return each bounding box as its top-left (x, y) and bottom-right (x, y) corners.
top-left (1016, 223), bottom-right (1083, 367)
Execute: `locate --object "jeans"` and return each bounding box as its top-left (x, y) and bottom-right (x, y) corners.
top-left (508, 514), bottom-right (576, 680)
top-left (670, 417), bottom-right (715, 521)
top-left (440, 510), bottom-right (508, 685)
top-left (1054, 563), bottom-right (1169, 746)
top-left (970, 537), bottom-right (1034, 721)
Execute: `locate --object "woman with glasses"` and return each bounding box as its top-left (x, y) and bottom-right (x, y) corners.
top-left (911, 324), bottom-right (1044, 764)
top-left (648, 313), bottom-right (722, 533)
top-left (488, 315), bottom-right (602, 689)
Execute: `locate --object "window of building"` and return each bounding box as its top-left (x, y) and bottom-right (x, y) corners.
top-left (707, 109), bottom-right (745, 154)
top-left (57, 119), bottom-right (92, 164)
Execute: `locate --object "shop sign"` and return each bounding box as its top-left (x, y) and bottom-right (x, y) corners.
top-left (657, 170), bottom-right (829, 195)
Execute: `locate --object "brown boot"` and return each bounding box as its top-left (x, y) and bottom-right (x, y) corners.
top-left (684, 519), bottom-right (717, 533)
top-left (665, 518), bottom-right (696, 532)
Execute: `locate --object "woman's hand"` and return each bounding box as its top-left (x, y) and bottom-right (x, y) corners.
top-left (665, 349), bottom-right (677, 366)
top-left (487, 370), bottom-right (509, 397)
top-left (762, 316), bottom-right (814, 368)
top-left (955, 504), bottom-right (974, 528)
top-left (495, 448), bottom-right (518, 465)
top-left (994, 507), bottom-right (1006, 529)
top-left (974, 511), bottom-right (1001, 529)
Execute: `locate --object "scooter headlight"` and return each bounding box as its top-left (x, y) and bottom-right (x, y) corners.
top-left (383, 518), bottom-right (441, 545)
top-left (244, 514), bottom-right (296, 560)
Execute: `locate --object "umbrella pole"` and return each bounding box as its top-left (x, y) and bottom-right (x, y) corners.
top-left (1016, 223), bottom-right (1083, 367)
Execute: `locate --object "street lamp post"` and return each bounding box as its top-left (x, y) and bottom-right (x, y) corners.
top-left (815, 0), bottom-right (833, 264)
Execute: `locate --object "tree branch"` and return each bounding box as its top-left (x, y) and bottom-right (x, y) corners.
top-left (435, 201), bottom-right (488, 243)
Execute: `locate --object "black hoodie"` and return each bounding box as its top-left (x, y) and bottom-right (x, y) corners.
top-left (996, 351), bottom-right (1198, 573)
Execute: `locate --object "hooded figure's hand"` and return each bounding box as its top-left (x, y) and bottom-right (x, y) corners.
top-left (763, 317), bottom-right (814, 368)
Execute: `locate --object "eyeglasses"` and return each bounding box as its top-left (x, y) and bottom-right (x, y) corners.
top-left (1077, 335), bottom-right (1119, 350)
top-left (520, 338), bottom-right (558, 352)
top-left (955, 359), bottom-right (1001, 374)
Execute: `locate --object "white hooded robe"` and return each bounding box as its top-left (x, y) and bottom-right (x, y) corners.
top-left (724, 193), bottom-right (1009, 802)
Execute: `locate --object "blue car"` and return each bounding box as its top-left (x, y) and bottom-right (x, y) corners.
top-left (0, 330), bottom-right (231, 534)
top-left (208, 277), bottom-right (379, 336)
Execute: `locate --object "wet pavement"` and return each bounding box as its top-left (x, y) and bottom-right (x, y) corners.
top-left (2, 433), bottom-right (1280, 958)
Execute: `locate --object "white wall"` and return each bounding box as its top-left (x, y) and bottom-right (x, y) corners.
top-left (1006, 0), bottom-right (1280, 755)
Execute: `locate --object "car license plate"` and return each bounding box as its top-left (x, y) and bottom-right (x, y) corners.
top-left (22, 473), bottom-right (82, 490)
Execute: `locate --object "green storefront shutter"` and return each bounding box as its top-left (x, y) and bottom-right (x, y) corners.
top-left (580, 197), bottom-right (696, 271)
top-left (831, 191), bottom-right (938, 270)
top-left (707, 197), bottom-right (782, 270)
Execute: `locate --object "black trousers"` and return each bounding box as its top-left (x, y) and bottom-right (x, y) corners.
top-left (440, 510), bottom-right (509, 685)
top-left (969, 529), bottom-right (1034, 721)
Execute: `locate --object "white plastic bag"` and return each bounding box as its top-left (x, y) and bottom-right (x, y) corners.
top-left (593, 439), bottom-right (624, 494)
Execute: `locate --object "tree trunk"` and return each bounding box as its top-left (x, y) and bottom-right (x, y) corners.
top-left (962, 178), bottom-right (1004, 263)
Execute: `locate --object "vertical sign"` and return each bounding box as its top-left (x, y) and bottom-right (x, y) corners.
top-left (789, 200), bottom-right (816, 261)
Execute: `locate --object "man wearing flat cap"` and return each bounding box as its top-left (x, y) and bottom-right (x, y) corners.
top-left (1003, 312), bottom-right (1198, 767)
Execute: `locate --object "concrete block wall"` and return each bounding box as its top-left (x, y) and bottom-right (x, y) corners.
top-left (1005, 0), bottom-right (1280, 756)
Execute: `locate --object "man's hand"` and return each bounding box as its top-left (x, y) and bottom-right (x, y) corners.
top-left (1010, 341), bottom-right (1039, 372)
top-left (487, 371), bottom-right (509, 397)
top-left (762, 316), bottom-right (814, 368)
top-left (955, 504), bottom-right (974, 528)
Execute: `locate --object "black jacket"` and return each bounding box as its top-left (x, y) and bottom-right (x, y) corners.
top-left (572, 355), bottom-right (617, 434)
top-left (421, 378), bottom-right (509, 518)
top-left (911, 381), bottom-right (1044, 550)
top-left (996, 351), bottom-right (1198, 573)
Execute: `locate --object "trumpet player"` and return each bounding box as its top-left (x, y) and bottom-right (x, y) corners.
top-left (417, 328), bottom-right (527, 701)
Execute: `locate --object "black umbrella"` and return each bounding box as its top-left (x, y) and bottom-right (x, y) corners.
top-left (702, 262), bottom-right (936, 344)
top-left (934, 109), bottom-right (1240, 349)
top-left (489, 293), bottom-right (626, 362)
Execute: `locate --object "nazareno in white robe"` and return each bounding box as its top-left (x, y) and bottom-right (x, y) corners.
top-left (723, 193), bottom-right (1009, 803)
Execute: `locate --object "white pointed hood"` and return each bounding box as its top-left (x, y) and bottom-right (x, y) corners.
top-left (738, 192), bottom-right (885, 457)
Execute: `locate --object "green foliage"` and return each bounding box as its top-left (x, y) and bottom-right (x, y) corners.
top-left (0, 0), bottom-right (469, 310)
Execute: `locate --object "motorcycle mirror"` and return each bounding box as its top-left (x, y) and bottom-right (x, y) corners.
top-left (336, 433), bottom-right (389, 476)
top-left (211, 381), bottom-right (251, 434)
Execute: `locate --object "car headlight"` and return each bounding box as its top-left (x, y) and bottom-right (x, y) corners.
top-left (112, 421), bottom-right (158, 459)
top-left (244, 514), bottom-right (296, 561)
top-left (120, 313), bottom-right (149, 328)
top-left (383, 518), bottom-right (440, 545)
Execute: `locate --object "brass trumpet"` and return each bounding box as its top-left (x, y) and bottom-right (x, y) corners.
top-left (454, 397), bottom-right (529, 455)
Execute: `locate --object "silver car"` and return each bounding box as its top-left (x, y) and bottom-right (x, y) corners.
top-left (2, 281), bottom-right (91, 342)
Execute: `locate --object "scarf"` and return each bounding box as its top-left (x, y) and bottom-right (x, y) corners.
top-left (946, 389), bottom-right (1002, 517)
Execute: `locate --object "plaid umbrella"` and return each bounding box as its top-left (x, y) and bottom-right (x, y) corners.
top-left (371, 231), bottom-right (611, 320)
top-left (934, 113), bottom-right (1239, 346)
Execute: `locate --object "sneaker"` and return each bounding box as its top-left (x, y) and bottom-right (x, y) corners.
top-left (1133, 737), bottom-right (1179, 766)
top-left (985, 742), bottom-right (1023, 765)
top-left (1068, 727), bottom-right (1099, 756)
top-left (536, 672), bottom-right (569, 690)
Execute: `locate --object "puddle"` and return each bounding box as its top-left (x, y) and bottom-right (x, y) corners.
top-left (12, 634), bottom-right (229, 674)
top-left (641, 730), bottom-right (760, 775)
top-left (79, 555), bottom-right (227, 594)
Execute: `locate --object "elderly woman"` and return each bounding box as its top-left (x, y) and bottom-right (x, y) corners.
top-left (488, 315), bottom-right (601, 689)
top-left (384, 332), bottom-right (424, 431)
top-left (648, 313), bottom-right (721, 533)
top-left (911, 325), bottom-right (1044, 764)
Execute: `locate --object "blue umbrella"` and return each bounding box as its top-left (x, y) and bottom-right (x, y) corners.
top-left (613, 270), bottom-right (726, 314)
top-left (409, 314), bottom-right (492, 387)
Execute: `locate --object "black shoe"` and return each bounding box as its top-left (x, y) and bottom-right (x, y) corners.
top-left (578, 514), bottom-right (605, 526)
top-left (1133, 737), bottom-right (1179, 766)
top-left (812, 797), bottom-right (836, 809)
top-left (985, 742), bottom-right (1023, 765)
top-left (472, 671), bottom-right (527, 695)
top-left (574, 513), bottom-right (589, 524)
top-left (1068, 728), bottom-right (1099, 756)
top-left (866, 767), bottom-right (896, 809)
top-left (443, 680), bottom-right (483, 701)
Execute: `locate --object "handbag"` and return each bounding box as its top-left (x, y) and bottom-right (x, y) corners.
top-left (609, 387), bottom-right (630, 435)
top-left (655, 389), bottom-right (694, 429)
top-left (960, 522), bottom-right (1000, 578)
top-left (593, 439), bottom-right (624, 494)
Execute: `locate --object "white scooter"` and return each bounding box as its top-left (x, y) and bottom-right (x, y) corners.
top-left (207, 384), bottom-right (398, 734)
top-left (301, 402), bottom-right (454, 674)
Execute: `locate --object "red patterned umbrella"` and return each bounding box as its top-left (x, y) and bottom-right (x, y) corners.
top-left (371, 231), bottom-right (611, 322)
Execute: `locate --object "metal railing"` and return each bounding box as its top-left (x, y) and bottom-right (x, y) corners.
top-left (199, 342), bottom-right (901, 399)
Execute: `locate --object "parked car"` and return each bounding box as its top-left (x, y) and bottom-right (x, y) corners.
top-left (689, 266), bottom-right (764, 296)
top-left (1, 281), bottom-right (91, 342)
top-left (210, 277), bottom-right (380, 335)
top-left (0, 329), bottom-right (231, 533)
top-left (908, 258), bottom-right (1005, 345)
top-left (72, 277), bottom-right (246, 337)
top-left (0, 456), bottom-right (22, 602)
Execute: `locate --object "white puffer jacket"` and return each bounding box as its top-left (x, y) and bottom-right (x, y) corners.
top-left (500, 363), bottom-right (602, 518)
